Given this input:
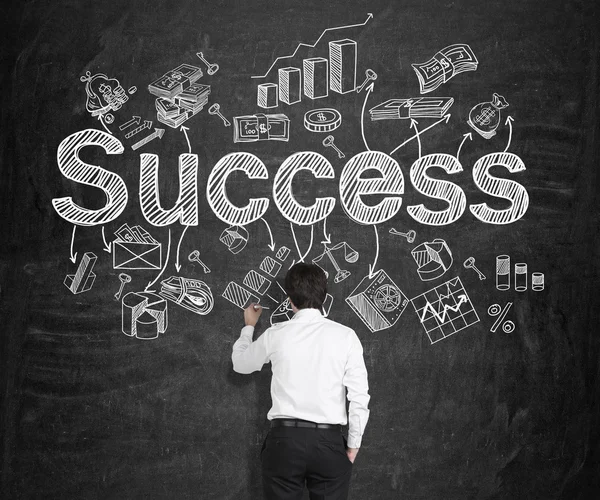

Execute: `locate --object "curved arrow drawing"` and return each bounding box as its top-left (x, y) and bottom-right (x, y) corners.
top-left (504, 116), bottom-right (514, 152)
top-left (260, 218), bottom-right (276, 251)
top-left (251, 13), bottom-right (373, 79)
top-left (456, 132), bottom-right (472, 162)
top-left (390, 114), bottom-right (451, 156)
top-left (291, 223), bottom-right (314, 262)
top-left (367, 224), bottom-right (379, 279)
top-left (180, 126), bottom-right (191, 154)
top-left (175, 225), bottom-right (189, 272)
top-left (410, 119), bottom-right (421, 158)
top-left (97, 115), bottom-right (112, 135)
top-left (101, 226), bottom-right (111, 253)
top-left (361, 82), bottom-right (375, 151)
top-left (69, 225), bottom-right (78, 263)
top-left (322, 217), bottom-right (331, 244)
top-left (145, 228), bottom-right (171, 291)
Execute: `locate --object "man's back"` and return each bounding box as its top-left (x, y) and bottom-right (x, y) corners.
top-left (231, 262), bottom-right (369, 499)
top-left (263, 309), bottom-right (360, 426)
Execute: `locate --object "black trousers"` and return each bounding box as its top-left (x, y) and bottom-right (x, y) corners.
top-left (261, 424), bottom-right (353, 500)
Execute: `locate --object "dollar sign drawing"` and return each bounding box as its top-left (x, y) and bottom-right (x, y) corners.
top-left (475, 106), bottom-right (495, 125)
top-left (259, 124), bottom-right (268, 134)
top-left (317, 112), bottom-right (326, 121)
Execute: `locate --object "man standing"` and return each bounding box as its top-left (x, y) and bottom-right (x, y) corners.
top-left (232, 263), bottom-right (370, 499)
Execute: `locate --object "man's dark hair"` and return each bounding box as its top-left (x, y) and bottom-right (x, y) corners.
top-left (284, 263), bottom-right (328, 310)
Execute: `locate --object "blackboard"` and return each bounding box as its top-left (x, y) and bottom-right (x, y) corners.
top-left (1, 0), bottom-right (599, 498)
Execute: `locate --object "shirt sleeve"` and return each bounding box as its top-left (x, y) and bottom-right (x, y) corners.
top-left (343, 332), bottom-right (370, 449)
top-left (231, 325), bottom-right (269, 374)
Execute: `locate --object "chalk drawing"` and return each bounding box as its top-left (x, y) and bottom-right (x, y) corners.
top-left (410, 277), bottom-right (480, 344)
top-left (346, 270), bottom-right (409, 333)
top-left (412, 44), bottom-right (478, 94)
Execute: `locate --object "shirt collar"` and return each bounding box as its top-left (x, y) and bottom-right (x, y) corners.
top-left (292, 308), bottom-right (324, 321)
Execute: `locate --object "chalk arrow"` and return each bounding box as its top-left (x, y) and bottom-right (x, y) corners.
top-left (251, 13), bottom-right (374, 79)
top-left (145, 229), bottom-right (171, 291)
top-left (132, 128), bottom-right (165, 151)
top-left (175, 225), bottom-right (189, 272)
top-left (321, 217), bottom-right (331, 245)
top-left (367, 224), bottom-right (380, 279)
top-left (180, 125), bottom-right (191, 154)
top-left (504, 116), bottom-right (514, 152)
top-left (302, 225), bottom-right (314, 262)
top-left (119, 116), bottom-right (141, 131)
top-left (390, 114), bottom-right (451, 156)
top-left (69, 225), bottom-right (78, 263)
top-left (97, 115), bottom-right (112, 135)
top-left (420, 294), bottom-right (468, 324)
top-left (260, 218), bottom-right (276, 251)
top-left (291, 223), bottom-right (314, 262)
top-left (101, 226), bottom-right (111, 253)
top-left (410, 119), bottom-right (422, 158)
top-left (125, 120), bottom-right (153, 139)
top-left (361, 82), bottom-right (375, 151)
top-left (456, 132), bottom-right (473, 162)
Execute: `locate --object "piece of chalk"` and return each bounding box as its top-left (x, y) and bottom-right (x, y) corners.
top-left (253, 305), bottom-right (270, 310)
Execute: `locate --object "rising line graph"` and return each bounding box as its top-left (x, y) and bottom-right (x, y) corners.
top-left (251, 13), bottom-right (373, 79)
top-left (419, 294), bottom-right (467, 324)
top-left (411, 277), bottom-right (480, 344)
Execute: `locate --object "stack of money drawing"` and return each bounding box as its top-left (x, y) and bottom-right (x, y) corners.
top-left (233, 114), bottom-right (290, 143)
top-left (148, 63), bottom-right (210, 128)
top-left (412, 44), bottom-right (478, 94)
top-left (369, 97), bottom-right (454, 121)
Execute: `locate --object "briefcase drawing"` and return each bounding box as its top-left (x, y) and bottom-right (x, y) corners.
top-left (113, 241), bottom-right (162, 270)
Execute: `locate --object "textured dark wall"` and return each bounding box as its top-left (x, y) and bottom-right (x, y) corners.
top-left (1, 0), bottom-right (598, 498)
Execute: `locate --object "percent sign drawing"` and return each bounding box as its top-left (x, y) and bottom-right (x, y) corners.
top-left (488, 302), bottom-right (515, 333)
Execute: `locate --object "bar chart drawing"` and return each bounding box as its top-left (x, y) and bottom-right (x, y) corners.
top-left (329, 39), bottom-right (357, 94)
top-left (278, 67), bottom-right (302, 105)
top-left (257, 83), bottom-right (279, 109)
top-left (303, 58), bottom-right (329, 99)
top-left (255, 35), bottom-right (360, 108)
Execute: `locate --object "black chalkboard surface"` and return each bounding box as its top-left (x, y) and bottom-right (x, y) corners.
top-left (1, 0), bottom-right (599, 498)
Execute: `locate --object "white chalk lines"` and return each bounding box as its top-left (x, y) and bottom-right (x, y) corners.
top-left (57, 20), bottom-right (538, 343)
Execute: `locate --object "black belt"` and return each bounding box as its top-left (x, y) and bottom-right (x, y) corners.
top-left (271, 419), bottom-right (341, 430)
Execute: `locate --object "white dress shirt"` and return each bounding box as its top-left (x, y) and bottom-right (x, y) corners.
top-left (232, 308), bottom-right (370, 448)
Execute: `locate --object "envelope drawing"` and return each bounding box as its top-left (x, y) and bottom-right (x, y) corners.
top-left (113, 241), bottom-right (162, 270)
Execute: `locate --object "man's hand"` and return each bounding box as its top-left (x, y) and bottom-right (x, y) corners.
top-left (244, 303), bottom-right (263, 327)
top-left (346, 447), bottom-right (359, 463)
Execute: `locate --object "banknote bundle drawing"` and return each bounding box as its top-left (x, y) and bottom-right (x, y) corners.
top-left (467, 93), bottom-right (509, 139)
top-left (148, 63), bottom-right (210, 128)
top-left (159, 276), bottom-right (214, 315)
top-left (233, 113), bottom-right (290, 143)
top-left (369, 97), bottom-right (454, 121)
top-left (412, 44), bottom-right (478, 94)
